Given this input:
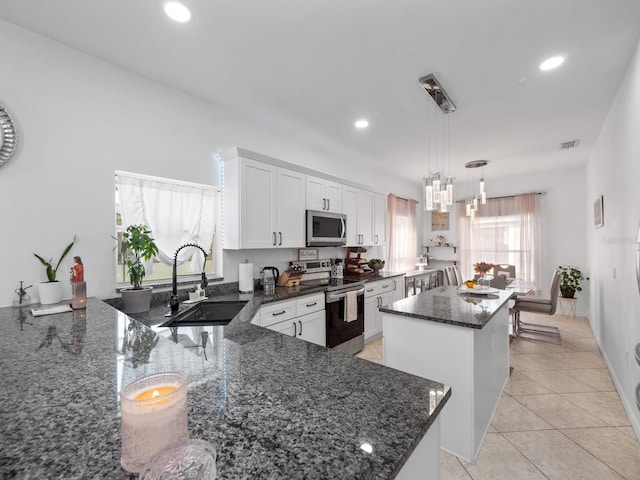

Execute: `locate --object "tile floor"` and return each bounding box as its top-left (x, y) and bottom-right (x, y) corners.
top-left (356, 312), bottom-right (640, 479)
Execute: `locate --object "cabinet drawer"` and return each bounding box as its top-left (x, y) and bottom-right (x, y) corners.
top-left (295, 293), bottom-right (325, 316)
top-left (260, 300), bottom-right (296, 327)
top-left (365, 279), bottom-right (395, 297)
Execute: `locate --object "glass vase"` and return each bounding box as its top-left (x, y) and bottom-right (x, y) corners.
top-left (478, 274), bottom-right (491, 290)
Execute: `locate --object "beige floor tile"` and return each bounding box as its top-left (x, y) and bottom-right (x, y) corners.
top-left (510, 338), bottom-right (564, 354)
top-left (490, 395), bottom-right (552, 432)
top-left (503, 430), bottom-right (624, 479)
top-left (459, 433), bottom-right (547, 480)
top-left (560, 427), bottom-right (640, 480)
top-left (617, 426), bottom-right (640, 440)
top-left (560, 368), bottom-right (615, 392)
top-left (355, 344), bottom-right (382, 364)
top-left (371, 336), bottom-right (383, 356)
top-left (440, 449), bottom-right (472, 480)
top-left (509, 353), bottom-right (554, 372)
top-left (513, 394), bottom-right (606, 428)
top-left (504, 371), bottom-right (553, 396)
top-left (521, 370), bottom-right (595, 393)
top-left (560, 392), bottom-right (631, 426)
top-left (560, 335), bottom-right (601, 353)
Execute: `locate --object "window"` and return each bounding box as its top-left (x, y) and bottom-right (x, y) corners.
top-left (115, 171), bottom-right (222, 287)
top-left (458, 193), bottom-right (540, 283)
top-left (387, 194), bottom-right (418, 272)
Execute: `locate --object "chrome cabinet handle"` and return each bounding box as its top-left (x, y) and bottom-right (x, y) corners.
top-left (273, 232), bottom-right (276, 246)
top-left (327, 198), bottom-right (331, 210)
top-left (375, 234), bottom-right (378, 244)
top-left (293, 321), bottom-right (297, 337)
top-left (305, 302), bottom-right (317, 307)
top-left (393, 280), bottom-right (396, 290)
top-left (323, 198), bottom-right (327, 210)
top-left (279, 232), bottom-right (282, 245)
top-left (382, 284), bottom-right (389, 289)
top-left (272, 310), bottom-right (287, 316)
top-left (298, 320), bottom-right (302, 336)
top-left (366, 288), bottom-right (374, 293)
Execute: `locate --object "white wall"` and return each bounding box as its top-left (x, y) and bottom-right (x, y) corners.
top-left (423, 167), bottom-right (589, 315)
top-left (586, 35), bottom-right (640, 436)
top-left (0, 21), bottom-right (419, 306)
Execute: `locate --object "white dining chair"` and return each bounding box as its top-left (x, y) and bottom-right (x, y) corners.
top-left (511, 270), bottom-right (562, 343)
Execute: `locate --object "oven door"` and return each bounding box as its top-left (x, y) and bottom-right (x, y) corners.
top-left (326, 287), bottom-right (365, 352)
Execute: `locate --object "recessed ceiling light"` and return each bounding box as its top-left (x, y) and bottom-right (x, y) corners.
top-left (360, 443), bottom-right (373, 453)
top-left (539, 56), bottom-right (565, 71)
top-left (354, 119), bottom-right (369, 129)
top-left (164, 1), bottom-right (192, 23)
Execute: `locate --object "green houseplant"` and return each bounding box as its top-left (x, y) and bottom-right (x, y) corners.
top-left (120, 225), bottom-right (159, 313)
top-left (33, 236), bottom-right (75, 304)
top-left (558, 265), bottom-right (585, 299)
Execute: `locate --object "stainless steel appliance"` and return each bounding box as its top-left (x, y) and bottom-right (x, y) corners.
top-left (260, 267), bottom-right (279, 295)
top-left (296, 260), bottom-right (365, 354)
top-left (306, 210), bottom-right (347, 247)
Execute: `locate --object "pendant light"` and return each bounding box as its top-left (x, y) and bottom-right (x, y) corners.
top-left (465, 160), bottom-right (489, 217)
top-left (419, 74), bottom-right (456, 212)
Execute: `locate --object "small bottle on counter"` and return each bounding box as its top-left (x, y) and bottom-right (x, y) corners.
top-left (70, 256), bottom-right (87, 310)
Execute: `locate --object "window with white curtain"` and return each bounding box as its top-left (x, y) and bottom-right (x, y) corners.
top-left (457, 193), bottom-right (540, 283)
top-left (115, 171), bottom-right (222, 286)
top-left (387, 194), bottom-right (418, 272)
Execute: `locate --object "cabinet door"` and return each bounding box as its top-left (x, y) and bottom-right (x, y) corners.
top-left (364, 295), bottom-right (379, 341)
top-left (276, 168), bottom-right (306, 248)
top-left (325, 181), bottom-right (343, 213)
top-left (342, 186), bottom-right (360, 246)
top-left (376, 291), bottom-right (394, 336)
top-left (241, 159), bottom-right (277, 248)
top-left (392, 278), bottom-right (405, 302)
top-left (358, 189), bottom-right (375, 246)
top-left (305, 175), bottom-right (326, 211)
top-left (297, 310), bottom-right (326, 346)
top-left (267, 319), bottom-right (296, 337)
top-left (373, 193), bottom-right (387, 245)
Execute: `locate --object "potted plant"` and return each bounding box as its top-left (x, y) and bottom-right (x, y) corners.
top-left (558, 265), bottom-right (585, 298)
top-left (33, 236), bottom-right (76, 304)
top-left (120, 225), bottom-right (159, 313)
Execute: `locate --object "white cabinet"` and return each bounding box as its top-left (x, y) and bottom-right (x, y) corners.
top-left (259, 293), bottom-right (326, 346)
top-left (363, 278), bottom-right (399, 341)
top-left (373, 192), bottom-right (387, 246)
top-left (343, 186), bottom-right (374, 246)
top-left (222, 155), bottom-right (305, 249)
top-left (306, 175), bottom-right (342, 213)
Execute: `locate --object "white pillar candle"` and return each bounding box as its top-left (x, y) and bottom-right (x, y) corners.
top-left (120, 373), bottom-right (188, 474)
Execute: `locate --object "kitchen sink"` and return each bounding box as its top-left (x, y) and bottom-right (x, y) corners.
top-left (161, 300), bottom-right (248, 327)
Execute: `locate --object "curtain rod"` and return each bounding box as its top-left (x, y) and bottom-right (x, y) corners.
top-left (455, 191), bottom-right (545, 203)
top-left (390, 193), bottom-right (418, 203)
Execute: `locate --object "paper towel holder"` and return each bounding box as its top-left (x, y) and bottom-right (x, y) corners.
top-left (239, 259), bottom-right (254, 294)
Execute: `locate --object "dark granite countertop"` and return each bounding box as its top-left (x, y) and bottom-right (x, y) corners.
top-left (379, 285), bottom-right (513, 329)
top-left (1, 285), bottom-right (450, 479)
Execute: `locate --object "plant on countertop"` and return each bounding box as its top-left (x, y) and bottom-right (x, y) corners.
top-left (558, 265), bottom-right (585, 298)
top-left (188, 285), bottom-right (198, 293)
top-left (121, 225), bottom-right (159, 290)
top-left (33, 236), bottom-right (76, 282)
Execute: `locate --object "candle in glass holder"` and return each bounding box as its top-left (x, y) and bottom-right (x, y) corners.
top-left (120, 373), bottom-right (188, 474)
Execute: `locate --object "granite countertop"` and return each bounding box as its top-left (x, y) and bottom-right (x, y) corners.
top-left (379, 285), bottom-right (513, 329)
top-left (1, 284), bottom-right (450, 479)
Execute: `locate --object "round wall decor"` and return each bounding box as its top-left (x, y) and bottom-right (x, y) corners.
top-left (0, 102), bottom-right (18, 166)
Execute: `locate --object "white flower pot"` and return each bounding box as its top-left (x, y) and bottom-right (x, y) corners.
top-left (189, 292), bottom-right (200, 302)
top-left (38, 281), bottom-right (63, 305)
top-left (121, 287), bottom-right (153, 314)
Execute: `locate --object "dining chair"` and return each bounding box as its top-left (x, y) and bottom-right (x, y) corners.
top-left (493, 264), bottom-right (516, 278)
top-left (511, 270), bottom-right (562, 343)
top-left (444, 266), bottom-right (462, 286)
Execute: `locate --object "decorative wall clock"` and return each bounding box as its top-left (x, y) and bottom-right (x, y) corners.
top-left (0, 102), bottom-right (18, 166)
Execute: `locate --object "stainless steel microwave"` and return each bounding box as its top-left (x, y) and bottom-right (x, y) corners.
top-left (306, 210), bottom-right (347, 247)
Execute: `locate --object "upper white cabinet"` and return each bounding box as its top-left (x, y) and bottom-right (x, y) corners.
top-left (343, 186), bottom-right (374, 246)
top-left (306, 175), bottom-right (342, 213)
top-left (373, 193), bottom-right (387, 246)
top-left (223, 155), bottom-right (305, 249)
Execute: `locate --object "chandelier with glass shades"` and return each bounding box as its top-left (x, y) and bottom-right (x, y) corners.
top-left (464, 159), bottom-right (489, 219)
top-left (419, 74), bottom-right (456, 212)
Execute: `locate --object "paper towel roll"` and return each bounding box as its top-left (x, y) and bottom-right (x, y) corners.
top-left (239, 263), bottom-right (254, 293)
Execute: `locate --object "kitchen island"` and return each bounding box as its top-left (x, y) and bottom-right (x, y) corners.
top-left (1, 289), bottom-right (450, 479)
top-left (380, 286), bottom-right (512, 463)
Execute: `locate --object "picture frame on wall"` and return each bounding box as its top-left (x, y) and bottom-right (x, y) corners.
top-left (594, 195), bottom-right (604, 228)
top-left (431, 211), bottom-right (450, 231)
top-left (298, 248), bottom-right (318, 260)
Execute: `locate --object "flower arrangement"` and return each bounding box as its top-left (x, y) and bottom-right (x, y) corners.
top-left (474, 262), bottom-right (495, 275)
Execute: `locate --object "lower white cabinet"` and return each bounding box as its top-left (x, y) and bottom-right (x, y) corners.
top-left (364, 277), bottom-right (402, 341)
top-left (258, 293), bottom-right (326, 346)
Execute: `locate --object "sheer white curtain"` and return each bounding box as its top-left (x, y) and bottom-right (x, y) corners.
top-left (116, 171), bottom-right (217, 273)
top-left (458, 193), bottom-right (540, 283)
top-left (387, 194), bottom-right (418, 272)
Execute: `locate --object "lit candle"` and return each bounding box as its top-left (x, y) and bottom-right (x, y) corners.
top-left (120, 373), bottom-right (188, 474)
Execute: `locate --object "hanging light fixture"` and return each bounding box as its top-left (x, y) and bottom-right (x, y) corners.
top-left (419, 74), bottom-right (456, 212)
top-left (465, 160), bottom-right (489, 217)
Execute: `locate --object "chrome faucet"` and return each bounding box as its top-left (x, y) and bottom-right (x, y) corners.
top-left (169, 243), bottom-right (209, 314)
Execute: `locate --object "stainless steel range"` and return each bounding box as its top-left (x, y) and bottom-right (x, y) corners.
top-left (292, 259), bottom-right (365, 355)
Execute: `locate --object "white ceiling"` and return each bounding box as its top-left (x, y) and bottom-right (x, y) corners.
top-left (1, 0), bottom-right (640, 182)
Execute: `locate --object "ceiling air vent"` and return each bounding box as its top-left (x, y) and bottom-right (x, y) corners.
top-left (560, 139), bottom-right (580, 150)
